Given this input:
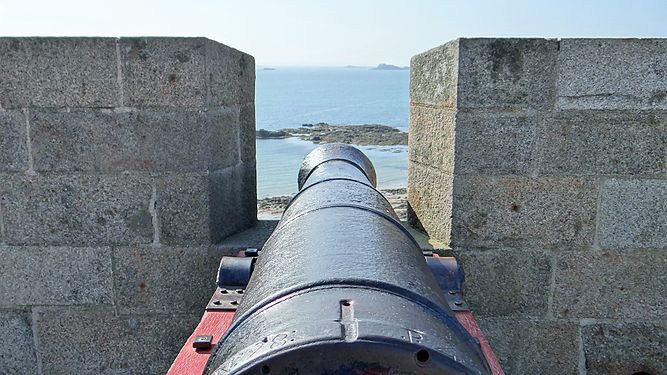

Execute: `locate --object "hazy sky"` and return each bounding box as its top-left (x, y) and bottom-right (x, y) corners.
top-left (1, 0), bottom-right (665, 66)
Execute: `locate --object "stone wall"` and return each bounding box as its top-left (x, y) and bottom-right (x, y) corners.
top-left (0, 37), bottom-right (256, 374)
top-left (408, 38), bottom-right (666, 375)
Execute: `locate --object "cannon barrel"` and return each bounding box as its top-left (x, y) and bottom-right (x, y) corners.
top-left (206, 144), bottom-right (491, 374)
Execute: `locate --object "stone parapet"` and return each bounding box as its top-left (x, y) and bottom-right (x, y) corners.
top-left (408, 38), bottom-right (666, 373)
top-left (0, 37), bottom-right (256, 374)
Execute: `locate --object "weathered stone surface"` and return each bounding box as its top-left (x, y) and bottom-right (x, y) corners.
top-left (157, 174), bottom-right (210, 245)
top-left (158, 164), bottom-right (256, 246)
top-left (119, 37), bottom-right (207, 108)
top-left (0, 36), bottom-right (256, 373)
top-left (558, 39), bottom-right (667, 109)
top-left (451, 176), bottom-right (598, 248)
top-left (0, 246), bottom-right (112, 306)
top-left (30, 108), bottom-right (239, 173)
top-left (113, 246), bottom-right (218, 313)
top-left (209, 163), bottom-right (257, 244)
top-left (207, 39), bottom-right (255, 107)
top-left (240, 163), bottom-right (258, 229)
top-left (240, 103), bottom-right (256, 164)
top-left (582, 321), bottom-right (667, 375)
top-left (455, 248), bottom-right (552, 317)
top-left (0, 38), bottom-right (119, 108)
top-left (457, 38), bottom-right (558, 110)
top-left (0, 187), bottom-right (5, 244)
top-left (454, 111), bottom-right (537, 175)
top-left (538, 111), bottom-right (666, 176)
top-left (34, 307), bottom-right (199, 374)
top-left (554, 250), bottom-right (667, 319)
top-left (598, 179), bottom-right (667, 250)
top-left (119, 37), bottom-right (254, 108)
top-left (403, 38), bottom-right (667, 374)
top-left (408, 105), bottom-right (455, 173)
top-left (0, 310), bottom-right (38, 374)
top-left (207, 107), bottom-right (240, 171)
top-left (0, 174), bottom-right (153, 245)
top-left (410, 40), bottom-right (459, 108)
top-left (478, 318), bottom-right (579, 375)
top-left (0, 111), bottom-right (27, 172)
top-left (407, 162), bottom-right (453, 244)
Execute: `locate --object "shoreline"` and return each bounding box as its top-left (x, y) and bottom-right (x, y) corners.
top-left (256, 123), bottom-right (408, 215)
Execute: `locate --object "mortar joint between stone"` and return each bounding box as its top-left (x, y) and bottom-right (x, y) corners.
top-left (528, 111), bottom-right (550, 178)
top-left (29, 307), bottom-right (44, 375)
top-left (0, 196), bottom-right (5, 246)
top-left (109, 245), bottom-right (120, 316)
top-left (149, 179), bottom-right (161, 247)
top-left (592, 177), bottom-right (605, 252)
top-left (409, 101), bottom-right (458, 111)
top-left (204, 39), bottom-right (211, 110)
top-left (115, 39), bottom-right (125, 107)
top-left (577, 319), bottom-right (588, 375)
top-left (545, 252), bottom-right (558, 320)
top-left (22, 108), bottom-right (36, 176)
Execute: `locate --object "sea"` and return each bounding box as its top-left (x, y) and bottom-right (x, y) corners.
top-left (256, 67), bottom-right (410, 198)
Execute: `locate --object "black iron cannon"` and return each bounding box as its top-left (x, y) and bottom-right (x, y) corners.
top-left (170, 144), bottom-right (501, 375)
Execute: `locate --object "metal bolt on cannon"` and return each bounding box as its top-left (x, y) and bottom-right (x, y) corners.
top-left (168, 144), bottom-right (504, 375)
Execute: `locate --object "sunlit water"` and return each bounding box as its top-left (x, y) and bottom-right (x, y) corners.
top-left (256, 67), bottom-right (409, 197)
top-left (257, 138), bottom-right (407, 198)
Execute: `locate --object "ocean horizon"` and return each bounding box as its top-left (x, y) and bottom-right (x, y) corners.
top-left (256, 66), bottom-right (410, 197)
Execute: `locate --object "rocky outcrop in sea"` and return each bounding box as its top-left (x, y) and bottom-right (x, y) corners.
top-left (256, 123), bottom-right (407, 146)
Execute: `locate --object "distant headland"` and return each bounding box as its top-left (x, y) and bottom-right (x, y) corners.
top-left (256, 123), bottom-right (408, 146)
top-left (371, 64), bottom-right (409, 70)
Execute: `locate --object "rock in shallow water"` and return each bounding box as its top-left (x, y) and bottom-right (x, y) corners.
top-left (257, 123), bottom-right (408, 146)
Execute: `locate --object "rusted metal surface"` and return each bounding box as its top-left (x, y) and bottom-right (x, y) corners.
top-left (205, 144), bottom-right (493, 374)
top-left (426, 256), bottom-right (470, 312)
top-left (206, 288), bottom-right (245, 311)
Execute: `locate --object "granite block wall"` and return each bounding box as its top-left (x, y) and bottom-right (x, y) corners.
top-left (408, 38), bottom-right (666, 375)
top-left (0, 37), bottom-right (256, 374)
